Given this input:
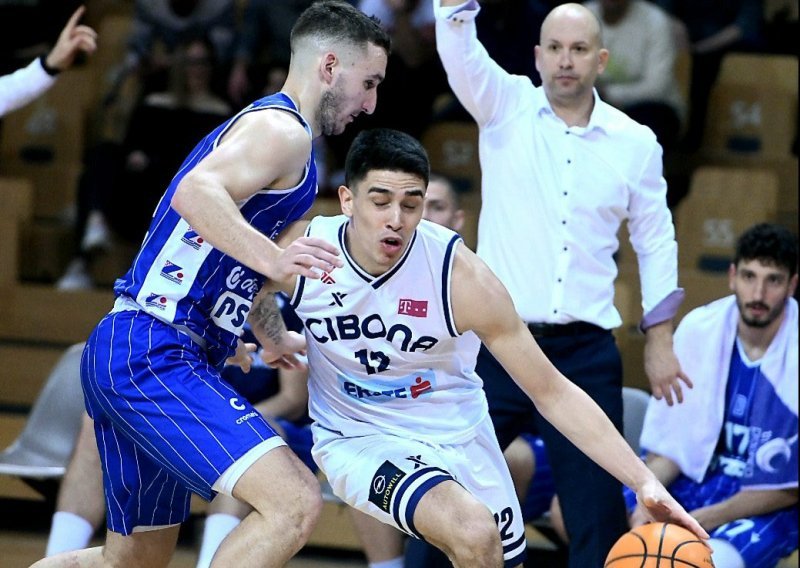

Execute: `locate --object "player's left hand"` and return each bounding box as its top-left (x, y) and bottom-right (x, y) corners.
top-left (226, 340), bottom-right (257, 372)
top-left (644, 334), bottom-right (692, 406)
top-left (636, 478), bottom-right (710, 540)
top-left (259, 330), bottom-right (308, 371)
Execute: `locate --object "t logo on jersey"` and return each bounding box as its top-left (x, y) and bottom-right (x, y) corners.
top-left (398, 298), bottom-right (428, 318)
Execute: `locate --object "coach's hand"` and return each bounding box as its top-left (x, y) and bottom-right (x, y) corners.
top-left (644, 322), bottom-right (692, 406)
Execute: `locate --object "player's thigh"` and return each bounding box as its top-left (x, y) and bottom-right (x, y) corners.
top-left (231, 444), bottom-right (322, 517)
top-left (83, 311), bottom-right (282, 500)
top-left (312, 418), bottom-right (526, 564)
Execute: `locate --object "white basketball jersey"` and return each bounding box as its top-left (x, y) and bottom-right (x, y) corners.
top-left (290, 216), bottom-right (487, 444)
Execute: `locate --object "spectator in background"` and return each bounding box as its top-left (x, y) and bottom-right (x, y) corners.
top-left (56, 36), bottom-right (233, 290)
top-left (105, 0), bottom-right (236, 103)
top-left (585, 0), bottom-right (685, 154)
top-left (226, 0), bottom-right (316, 107)
top-left (652, 0), bottom-right (763, 152)
top-left (0, 6), bottom-right (96, 117)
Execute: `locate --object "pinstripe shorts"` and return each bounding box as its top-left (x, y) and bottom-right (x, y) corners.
top-left (311, 415), bottom-right (527, 566)
top-left (81, 309), bottom-right (283, 535)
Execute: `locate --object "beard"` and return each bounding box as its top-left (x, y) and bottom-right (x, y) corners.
top-left (317, 86), bottom-right (344, 136)
top-left (737, 298), bottom-right (786, 328)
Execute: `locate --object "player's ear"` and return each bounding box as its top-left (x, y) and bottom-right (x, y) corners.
top-left (338, 184), bottom-right (354, 217)
top-left (320, 52), bottom-right (337, 85)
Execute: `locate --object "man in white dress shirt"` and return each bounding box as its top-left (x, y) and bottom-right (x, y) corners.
top-left (0, 6), bottom-right (96, 117)
top-left (432, 2), bottom-right (692, 566)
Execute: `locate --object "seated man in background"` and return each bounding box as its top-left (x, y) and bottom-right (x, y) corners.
top-left (631, 223), bottom-right (798, 568)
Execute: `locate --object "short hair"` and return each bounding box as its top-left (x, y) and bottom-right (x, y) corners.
top-left (428, 172), bottom-right (460, 207)
top-left (734, 223), bottom-right (798, 277)
top-left (291, 1), bottom-right (391, 55)
top-left (345, 128), bottom-right (430, 189)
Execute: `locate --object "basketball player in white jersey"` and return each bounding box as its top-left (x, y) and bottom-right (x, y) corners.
top-left (257, 128), bottom-right (709, 567)
top-left (33, 3), bottom-right (390, 568)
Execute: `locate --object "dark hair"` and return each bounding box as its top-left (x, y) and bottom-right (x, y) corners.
top-left (428, 172), bottom-right (460, 206)
top-left (345, 128), bottom-right (430, 188)
top-left (291, 1), bottom-right (391, 55)
top-left (734, 223), bottom-right (798, 277)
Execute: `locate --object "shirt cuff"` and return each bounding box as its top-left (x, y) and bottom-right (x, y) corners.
top-left (640, 288), bottom-right (685, 332)
top-left (435, 0), bottom-right (479, 19)
top-left (38, 55), bottom-right (61, 76)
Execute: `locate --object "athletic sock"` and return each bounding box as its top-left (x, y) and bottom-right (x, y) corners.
top-left (45, 511), bottom-right (95, 557)
top-left (196, 513), bottom-right (241, 568)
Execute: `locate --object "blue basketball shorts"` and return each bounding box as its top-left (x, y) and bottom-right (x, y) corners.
top-left (623, 470), bottom-right (798, 567)
top-left (81, 309), bottom-right (284, 535)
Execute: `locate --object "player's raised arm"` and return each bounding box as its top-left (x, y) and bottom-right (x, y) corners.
top-left (449, 243), bottom-right (709, 540)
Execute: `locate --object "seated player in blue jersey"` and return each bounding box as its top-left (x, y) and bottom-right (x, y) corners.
top-left (33, 4), bottom-right (391, 567)
top-left (627, 223), bottom-right (798, 568)
top-left (253, 127), bottom-right (708, 568)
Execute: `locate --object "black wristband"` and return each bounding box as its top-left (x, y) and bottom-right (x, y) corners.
top-left (39, 55), bottom-right (61, 76)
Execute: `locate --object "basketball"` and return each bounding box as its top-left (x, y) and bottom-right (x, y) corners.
top-left (605, 522), bottom-right (715, 567)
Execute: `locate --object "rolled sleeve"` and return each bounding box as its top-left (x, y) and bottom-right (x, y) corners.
top-left (626, 141), bottom-right (680, 316)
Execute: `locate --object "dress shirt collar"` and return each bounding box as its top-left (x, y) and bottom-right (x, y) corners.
top-left (531, 86), bottom-right (610, 135)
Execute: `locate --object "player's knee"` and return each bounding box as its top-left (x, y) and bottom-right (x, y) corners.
top-left (445, 505), bottom-right (503, 567)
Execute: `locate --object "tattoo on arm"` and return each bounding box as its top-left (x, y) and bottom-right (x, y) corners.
top-left (250, 293), bottom-right (287, 345)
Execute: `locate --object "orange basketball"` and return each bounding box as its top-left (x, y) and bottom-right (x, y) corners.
top-left (605, 522), bottom-right (715, 568)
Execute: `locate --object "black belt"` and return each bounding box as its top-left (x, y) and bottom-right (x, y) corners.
top-left (527, 321), bottom-right (604, 337)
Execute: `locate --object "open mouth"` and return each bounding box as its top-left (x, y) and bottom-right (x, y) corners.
top-left (380, 236), bottom-right (402, 254)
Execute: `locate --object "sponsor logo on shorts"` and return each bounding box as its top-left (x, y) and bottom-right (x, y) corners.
top-left (236, 411), bottom-right (258, 425)
top-left (144, 293), bottom-right (168, 310)
top-left (159, 260), bottom-right (184, 284)
top-left (368, 461), bottom-right (406, 514)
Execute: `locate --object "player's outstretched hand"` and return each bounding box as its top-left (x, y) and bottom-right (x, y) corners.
top-left (46, 6), bottom-right (98, 72)
top-left (269, 236), bottom-right (342, 281)
top-left (226, 340), bottom-right (257, 372)
top-left (259, 331), bottom-right (308, 371)
top-left (634, 478), bottom-right (709, 540)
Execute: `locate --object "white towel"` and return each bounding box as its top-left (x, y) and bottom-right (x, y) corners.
top-left (640, 296), bottom-right (798, 483)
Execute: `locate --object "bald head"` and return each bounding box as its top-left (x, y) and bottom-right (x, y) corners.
top-left (540, 3), bottom-right (603, 49)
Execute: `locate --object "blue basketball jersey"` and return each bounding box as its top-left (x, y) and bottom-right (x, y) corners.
top-left (114, 92), bottom-right (317, 367)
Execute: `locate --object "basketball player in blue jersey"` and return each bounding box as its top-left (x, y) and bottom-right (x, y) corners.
top-left (628, 223), bottom-right (798, 568)
top-left (254, 128), bottom-right (708, 567)
top-left (32, 3), bottom-right (390, 568)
